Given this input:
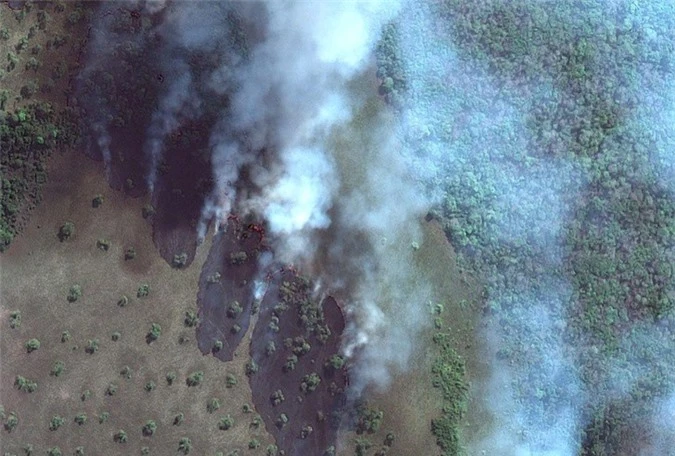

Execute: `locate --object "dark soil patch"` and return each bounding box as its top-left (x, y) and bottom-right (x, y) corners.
top-left (196, 218), bottom-right (265, 360)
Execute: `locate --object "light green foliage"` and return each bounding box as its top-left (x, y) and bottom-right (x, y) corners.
top-left (178, 437), bottom-right (192, 454)
top-left (218, 415), bottom-right (234, 430)
top-left (137, 283), bottom-right (150, 298)
top-left (74, 413), bottom-right (87, 425)
top-left (114, 429), bottom-right (127, 443)
top-left (225, 373), bottom-right (237, 388)
top-left (92, 194), bottom-right (104, 208)
top-left (186, 371), bottom-right (203, 387)
top-left (85, 339), bottom-right (99, 354)
top-left (184, 309), bottom-right (198, 327)
top-left (142, 420), bottom-right (157, 436)
top-left (300, 372), bottom-right (321, 393)
top-left (24, 338), bottom-right (40, 353)
top-left (144, 381), bottom-right (156, 392)
top-left (226, 300), bottom-right (242, 318)
top-left (147, 323), bottom-right (161, 342)
top-left (50, 360), bottom-right (65, 377)
top-left (172, 252), bottom-right (188, 268)
top-left (49, 415), bottom-right (64, 431)
top-left (96, 238), bottom-right (111, 251)
top-left (58, 222), bottom-right (75, 241)
top-left (207, 398), bottom-right (220, 413)
top-left (98, 412), bottom-right (109, 424)
top-left (9, 310), bottom-right (21, 329)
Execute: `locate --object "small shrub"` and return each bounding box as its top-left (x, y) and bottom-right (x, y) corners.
top-left (24, 338), bottom-right (40, 353)
top-left (229, 251), bottom-right (247, 265)
top-left (275, 413), bottom-right (288, 429)
top-left (186, 371), bottom-right (203, 387)
top-left (207, 398), bottom-right (220, 413)
top-left (96, 239), bottom-right (111, 251)
top-left (248, 439), bottom-right (260, 449)
top-left (227, 301), bottom-right (243, 318)
top-left (166, 371), bottom-right (176, 385)
top-left (212, 340), bottom-right (223, 352)
top-left (326, 354), bottom-right (345, 370)
top-left (61, 331), bottom-right (71, 343)
top-left (98, 412), bottom-right (109, 424)
top-left (245, 360), bottom-right (258, 376)
top-left (225, 373), bottom-right (237, 388)
top-left (75, 447), bottom-right (84, 456)
top-left (81, 389), bottom-right (91, 401)
top-left (206, 272), bottom-right (220, 284)
top-left (242, 403), bottom-right (252, 413)
top-left (266, 445), bottom-right (279, 456)
top-left (114, 430), bottom-right (127, 443)
top-left (144, 381), bottom-right (156, 392)
top-left (141, 447), bottom-right (150, 455)
top-left (300, 425), bottom-right (313, 439)
top-left (300, 372), bottom-right (321, 393)
top-left (230, 323), bottom-right (241, 334)
top-left (124, 247), bottom-right (136, 260)
top-left (218, 415), bottom-right (234, 430)
top-left (146, 323), bottom-right (161, 343)
top-left (47, 448), bottom-right (61, 456)
top-left (14, 375), bottom-right (37, 393)
top-left (49, 415), bottom-right (64, 431)
top-left (137, 284), bottom-right (150, 298)
top-left (173, 413), bottom-right (184, 426)
top-left (74, 413), bottom-right (87, 425)
top-left (142, 420), bottom-right (157, 436)
top-left (50, 360), bottom-right (65, 377)
top-left (105, 383), bottom-right (117, 396)
top-left (184, 310), bottom-right (198, 327)
top-left (9, 310), bottom-right (21, 328)
top-left (270, 390), bottom-right (285, 406)
top-left (92, 194), bottom-right (104, 208)
top-left (178, 437), bottom-right (192, 454)
top-left (4, 412), bottom-right (18, 432)
top-left (117, 295), bottom-right (129, 307)
top-left (85, 339), bottom-right (99, 354)
top-left (141, 204), bottom-right (155, 218)
top-left (58, 222), bottom-right (75, 241)
top-left (172, 253), bottom-right (188, 268)
top-left (67, 284), bottom-right (82, 302)
top-left (111, 331), bottom-right (121, 341)
top-left (120, 366), bottom-right (132, 380)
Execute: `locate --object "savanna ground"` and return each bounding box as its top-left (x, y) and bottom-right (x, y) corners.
top-left (1, 2), bottom-right (485, 456)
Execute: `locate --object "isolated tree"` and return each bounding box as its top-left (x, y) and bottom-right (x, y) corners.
top-left (9, 310), bottom-right (21, 328)
top-left (142, 420), bottom-right (157, 436)
top-left (50, 360), bottom-right (65, 376)
top-left (265, 340), bottom-right (276, 356)
top-left (186, 371), bottom-right (203, 387)
top-left (207, 398), bottom-right (221, 413)
top-left (326, 354), bottom-right (345, 370)
top-left (146, 323), bottom-right (161, 343)
top-left (249, 439), bottom-right (260, 449)
top-left (49, 415), bottom-right (64, 431)
top-left (166, 371), bottom-right (176, 385)
top-left (74, 413), bottom-right (87, 425)
top-left (67, 284), bottom-right (82, 302)
top-left (173, 413), bottom-right (185, 426)
top-left (4, 412), bottom-right (18, 432)
top-left (137, 283), bottom-right (150, 298)
top-left (178, 437), bottom-right (192, 454)
top-left (172, 253), bottom-right (188, 268)
top-left (227, 301), bottom-right (243, 318)
top-left (58, 221), bottom-right (75, 241)
top-left (25, 338), bottom-right (40, 353)
top-left (92, 194), bottom-right (104, 208)
top-left (114, 429), bottom-right (127, 443)
top-left (75, 447), bottom-right (84, 456)
top-left (218, 415), bottom-right (234, 430)
top-left (300, 372), bottom-right (321, 393)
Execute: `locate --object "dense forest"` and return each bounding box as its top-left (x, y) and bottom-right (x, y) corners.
top-left (377, 1), bottom-right (675, 454)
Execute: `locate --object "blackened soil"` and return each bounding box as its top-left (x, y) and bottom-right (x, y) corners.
top-left (195, 218), bottom-right (265, 361)
top-left (249, 272), bottom-right (348, 456)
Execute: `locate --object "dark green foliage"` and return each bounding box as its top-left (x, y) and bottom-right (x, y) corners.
top-left (4, 412), bottom-right (18, 432)
top-left (166, 371), bottom-right (177, 385)
top-left (355, 404), bottom-right (384, 435)
top-left (248, 438), bottom-right (260, 449)
top-left (111, 331), bottom-right (121, 341)
top-left (114, 429), bottom-right (127, 443)
top-left (67, 284), bottom-right (82, 302)
top-left (326, 354), bottom-right (344, 370)
top-left (173, 413), bottom-right (184, 426)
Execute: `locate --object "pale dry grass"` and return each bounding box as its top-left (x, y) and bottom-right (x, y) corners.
top-left (0, 147), bottom-right (272, 455)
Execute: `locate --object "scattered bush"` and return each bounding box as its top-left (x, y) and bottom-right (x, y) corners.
top-left (218, 415), bottom-right (234, 430)
top-left (117, 295), bottom-right (129, 307)
top-left (172, 253), bottom-right (188, 268)
top-left (9, 310), bottom-right (21, 328)
top-left (173, 413), bottom-right (184, 426)
top-left (300, 426), bottom-right (313, 439)
top-left (227, 301), bottom-right (243, 318)
top-left (114, 429), bottom-right (127, 443)
top-left (248, 439), bottom-right (260, 449)
top-left (270, 390), bottom-right (285, 406)
top-left (184, 310), bottom-right (198, 327)
top-left (275, 413), bottom-right (288, 429)
top-left (47, 448), bottom-right (61, 456)
top-left (300, 372), bottom-right (321, 393)
top-left (231, 323), bottom-right (241, 334)
top-left (142, 420), bottom-right (157, 437)
top-left (137, 283), bottom-right (150, 298)
top-left (207, 398), bottom-right (221, 413)
top-left (67, 284), bottom-right (82, 302)
top-left (74, 413), bottom-right (87, 426)
top-left (85, 339), bottom-right (99, 354)
top-left (186, 371), bottom-right (203, 387)
top-left (124, 247), bottom-right (136, 260)
top-left (146, 323), bottom-right (161, 343)
top-left (98, 412), bottom-right (109, 424)
top-left (4, 412), bottom-right (18, 432)
top-left (326, 354), bottom-right (345, 370)
top-left (81, 389), bottom-right (91, 401)
top-left (166, 371), bottom-right (177, 385)
top-left (245, 360), bottom-right (258, 376)
top-left (92, 194), bottom-right (104, 208)
top-left (105, 383), bottom-right (117, 396)
top-left (58, 222), bottom-right (75, 241)
top-left (212, 340), bottom-right (223, 352)
top-left (120, 366), bottom-right (132, 380)
top-left (61, 331), bottom-right (71, 343)
top-left (96, 239), bottom-right (111, 251)
top-left (50, 360), bottom-right (65, 377)
top-left (178, 437), bottom-right (192, 454)
top-left (49, 415), bottom-right (64, 431)
top-left (144, 381), bottom-right (156, 392)
top-left (206, 272), bottom-right (221, 284)
top-left (111, 331), bottom-right (121, 341)
top-left (141, 204), bottom-right (155, 218)
top-left (24, 338), bottom-right (40, 353)
top-left (225, 373), bottom-right (237, 388)
top-left (14, 375), bottom-right (37, 393)
top-left (229, 251), bottom-right (248, 265)
top-left (265, 340), bottom-right (276, 356)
